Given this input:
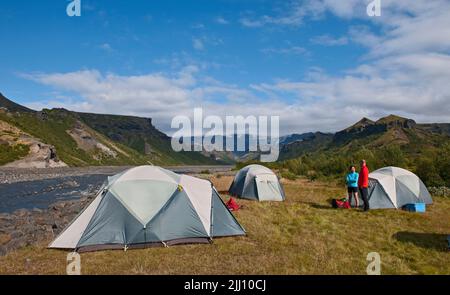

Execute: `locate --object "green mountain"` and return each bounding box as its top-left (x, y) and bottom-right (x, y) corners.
top-left (419, 123), bottom-right (450, 136)
top-left (280, 115), bottom-right (450, 160)
top-left (279, 114), bottom-right (450, 187)
top-left (332, 115), bottom-right (449, 152)
top-left (0, 93), bottom-right (218, 167)
top-left (76, 112), bottom-right (218, 165)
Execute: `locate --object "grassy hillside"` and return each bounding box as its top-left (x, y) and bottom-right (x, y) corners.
top-left (0, 110), bottom-right (150, 166)
top-left (278, 115), bottom-right (450, 187)
top-left (0, 176), bottom-right (448, 274)
top-left (77, 112), bottom-right (217, 165)
top-left (0, 144), bottom-right (29, 165)
top-left (0, 93), bottom-right (219, 166)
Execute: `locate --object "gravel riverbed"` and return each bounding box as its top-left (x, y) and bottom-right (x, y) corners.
top-left (0, 165), bottom-right (233, 256)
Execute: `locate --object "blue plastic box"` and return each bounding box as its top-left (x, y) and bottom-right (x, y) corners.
top-left (403, 203), bottom-right (426, 212)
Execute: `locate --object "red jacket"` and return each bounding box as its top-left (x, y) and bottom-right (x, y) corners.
top-left (358, 165), bottom-right (369, 188)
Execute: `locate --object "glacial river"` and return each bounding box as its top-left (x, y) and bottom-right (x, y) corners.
top-left (0, 165), bottom-right (233, 213)
top-left (0, 174), bottom-right (107, 213)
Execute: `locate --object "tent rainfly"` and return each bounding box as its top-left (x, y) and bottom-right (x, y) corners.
top-left (367, 166), bottom-right (433, 209)
top-left (229, 164), bottom-right (285, 201)
top-left (49, 166), bottom-right (245, 252)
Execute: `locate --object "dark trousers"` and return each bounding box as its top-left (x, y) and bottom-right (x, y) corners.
top-left (359, 187), bottom-right (370, 211)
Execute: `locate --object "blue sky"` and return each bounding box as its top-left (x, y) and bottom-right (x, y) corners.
top-left (1, 0), bottom-right (450, 135)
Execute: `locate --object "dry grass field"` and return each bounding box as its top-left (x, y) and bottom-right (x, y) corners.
top-left (0, 174), bottom-right (449, 275)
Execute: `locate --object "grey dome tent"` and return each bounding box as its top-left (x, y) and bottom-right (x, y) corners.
top-left (49, 166), bottom-right (245, 252)
top-left (229, 164), bottom-right (285, 201)
top-left (367, 166), bottom-right (433, 209)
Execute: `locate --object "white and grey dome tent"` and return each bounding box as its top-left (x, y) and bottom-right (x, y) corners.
top-left (368, 166), bottom-right (433, 209)
top-left (229, 164), bottom-right (285, 201)
top-left (49, 166), bottom-right (245, 252)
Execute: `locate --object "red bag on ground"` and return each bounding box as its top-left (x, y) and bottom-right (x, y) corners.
top-left (226, 197), bottom-right (240, 211)
top-left (332, 198), bottom-right (351, 209)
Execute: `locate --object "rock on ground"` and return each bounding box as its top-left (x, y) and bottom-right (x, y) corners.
top-left (0, 195), bottom-right (94, 256)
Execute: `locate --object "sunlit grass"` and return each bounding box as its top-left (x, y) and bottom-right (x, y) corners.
top-left (0, 175), bottom-right (448, 274)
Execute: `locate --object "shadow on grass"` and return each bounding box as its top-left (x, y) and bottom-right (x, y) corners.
top-left (306, 200), bottom-right (360, 211)
top-left (310, 204), bottom-right (335, 210)
top-left (393, 231), bottom-right (449, 251)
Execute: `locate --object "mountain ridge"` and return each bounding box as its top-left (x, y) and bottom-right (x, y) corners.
top-left (2, 93), bottom-right (449, 167)
top-left (0, 93), bottom-right (35, 113)
top-left (279, 114), bottom-right (450, 161)
top-left (0, 93), bottom-right (218, 167)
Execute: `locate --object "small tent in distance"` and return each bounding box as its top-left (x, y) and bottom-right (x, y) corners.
top-left (49, 166), bottom-right (245, 252)
top-left (368, 166), bottom-right (433, 209)
top-left (229, 164), bottom-right (285, 201)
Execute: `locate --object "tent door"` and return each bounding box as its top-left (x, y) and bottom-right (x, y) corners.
top-left (368, 179), bottom-right (396, 209)
top-left (255, 175), bottom-right (282, 201)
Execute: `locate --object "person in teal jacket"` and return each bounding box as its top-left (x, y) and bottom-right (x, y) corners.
top-left (346, 165), bottom-right (359, 208)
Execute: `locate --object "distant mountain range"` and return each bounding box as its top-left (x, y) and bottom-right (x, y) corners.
top-left (279, 114), bottom-right (450, 161)
top-left (279, 133), bottom-right (318, 145)
top-left (189, 134), bottom-right (264, 163)
top-left (191, 133), bottom-right (325, 163)
top-left (1, 92), bottom-right (449, 167)
top-left (0, 93), bottom-right (218, 167)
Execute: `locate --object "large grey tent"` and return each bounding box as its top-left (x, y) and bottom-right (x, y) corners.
top-left (366, 166), bottom-right (433, 209)
top-left (49, 166), bottom-right (245, 252)
top-left (229, 164), bottom-right (285, 201)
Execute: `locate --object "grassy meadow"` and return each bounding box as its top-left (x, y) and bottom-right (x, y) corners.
top-left (0, 174), bottom-right (449, 275)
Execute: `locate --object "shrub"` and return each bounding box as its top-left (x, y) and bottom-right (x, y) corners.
top-left (428, 187), bottom-right (450, 198)
top-left (0, 143), bottom-right (30, 165)
top-left (281, 170), bottom-right (297, 181)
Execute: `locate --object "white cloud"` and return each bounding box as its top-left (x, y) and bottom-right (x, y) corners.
top-left (245, 0), bottom-right (450, 129)
top-left (191, 23), bottom-right (205, 29)
top-left (348, 25), bottom-right (381, 49)
top-left (261, 46), bottom-right (308, 55)
top-left (251, 51), bottom-right (450, 127)
top-left (310, 35), bottom-right (348, 46)
top-left (240, 18), bottom-right (264, 28)
top-left (215, 16), bottom-right (229, 25)
top-left (22, 67), bottom-right (265, 133)
top-left (240, 0), bottom-right (362, 28)
top-left (24, 69), bottom-right (195, 125)
top-left (368, 6), bottom-right (450, 58)
top-left (192, 38), bottom-right (204, 50)
top-left (24, 50), bottom-right (450, 137)
top-left (192, 36), bottom-right (224, 51)
top-left (21, 0), bottom-right (450, 135)
top-left (98, 43), bottom-right (114, 52)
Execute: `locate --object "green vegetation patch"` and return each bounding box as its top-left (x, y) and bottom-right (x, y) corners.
top-left (0, 143), bottom-right (29, 165)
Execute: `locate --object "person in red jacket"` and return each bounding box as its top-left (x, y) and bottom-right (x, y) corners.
top-left (358, 160), bottom-right (370, 211)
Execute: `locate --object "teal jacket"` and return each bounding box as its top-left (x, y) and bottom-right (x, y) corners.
top-left (346, 172), bottom-right (359, 188)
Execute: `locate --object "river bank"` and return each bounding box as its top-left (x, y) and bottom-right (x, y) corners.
top-left (0, 165), bottom-right (233, 256)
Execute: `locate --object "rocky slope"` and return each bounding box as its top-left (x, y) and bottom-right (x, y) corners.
top-left (0, 93), bottom-right (218, 167)
top-left (0, 119), bottom-right (66, 168)
top-left (77, 112), bottom-right (217, 165)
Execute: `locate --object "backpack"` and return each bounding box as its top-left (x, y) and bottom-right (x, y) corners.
top-left (226, 197), bottom-right (240, 211)
top-left (332, 198), bottom-right (351, 209)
